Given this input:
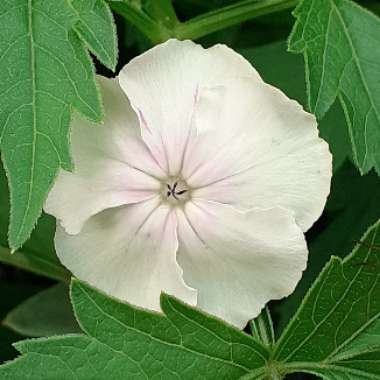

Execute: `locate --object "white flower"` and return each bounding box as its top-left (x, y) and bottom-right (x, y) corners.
top-left (45, 39), bottom-right (332, 328)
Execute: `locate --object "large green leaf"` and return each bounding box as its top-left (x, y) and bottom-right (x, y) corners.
top-left (274, 220), bottom-right (380, 379)
top-left (241, 41), bottom-right (351, 172)
top-left (3, 284), bottom-right (80, 337)
top-left (0, 279), bottom-right (269, 379)
top-left (289, 0), bottom-right (380, 174)
top-left (0, 0), bottom-right (116, 250)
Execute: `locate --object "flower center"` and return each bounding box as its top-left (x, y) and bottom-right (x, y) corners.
top-left (162, 178), bottom-right (190, 204)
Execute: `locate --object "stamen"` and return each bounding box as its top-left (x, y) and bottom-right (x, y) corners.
top-left (164, 179), bottom-right (190, 202)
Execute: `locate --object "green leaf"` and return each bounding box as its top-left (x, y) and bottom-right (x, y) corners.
top-left (274, 220), bottom-right (380, 379)
top-left (3, 284), bottom-right (80, 337)
top-left (70, 0), bottom-right (118, 70)
top-left (0, 0), bottom-right (112, 251)
top-left (0, 164), bottom-right (70, 282)
top-left (289, 0), bottom-right (380, 174)
top-left (241, 41), bottom-right (351, 172)
top-left (0, 279), bottom-right (270, 379)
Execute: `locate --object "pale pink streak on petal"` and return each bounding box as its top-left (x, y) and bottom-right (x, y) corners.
top-left (119, 39), bottom-right (262, 177)
top-left (183, 78), bottom-right (332, 232)
top-left (55, 197), bottom-right (197, 310)
top-left (176, 199), bottom-right (307, 328)
top-left (45, 77), bottom-right (164, 234)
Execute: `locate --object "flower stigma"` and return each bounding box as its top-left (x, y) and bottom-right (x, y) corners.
top-left (162, 178), bottom-right (191, 205)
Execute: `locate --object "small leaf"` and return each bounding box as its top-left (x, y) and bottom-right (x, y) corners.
top-left (70, 0), bottom-right (118, 70)
top-left (3, 284), bottom-right (80, 337)
top-left (289, 0), bottom-right (380, 174)
top-left (274, 220), bottom-right (380, 379)
top-left (0, 279), bottom-right (269, 379)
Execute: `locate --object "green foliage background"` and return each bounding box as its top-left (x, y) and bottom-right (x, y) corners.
top-left (0, 0), bottom-right (380, 379)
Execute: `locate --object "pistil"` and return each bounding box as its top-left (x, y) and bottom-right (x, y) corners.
top-left (164, 179), bottom-right (190, 204)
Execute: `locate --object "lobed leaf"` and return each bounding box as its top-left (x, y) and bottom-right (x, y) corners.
top-left (0, 279), bottom-right (269, 379)
top-left (0, 0), bottom-right (117, 250)
top-left (289, 0), bottom-right (380, 174)
top-left (70, 0), bottom-right (118, 70)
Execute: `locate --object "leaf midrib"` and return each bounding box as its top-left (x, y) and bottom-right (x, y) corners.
top-left (14, 0), bottom-right (38, 244)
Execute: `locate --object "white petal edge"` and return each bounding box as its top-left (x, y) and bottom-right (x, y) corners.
top-left (182, 78), bottom-right (332, 232)
top-left (118, 39), bottom-right (262, 176)
top-left (55, 197), bottom-right (197, 310)
top-left (176, 199), bottom-right (308, 329)
top-left (45, 76), bottom-right (165, 234)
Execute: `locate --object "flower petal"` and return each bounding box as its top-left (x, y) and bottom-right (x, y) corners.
top-left (176, 199), bottom-right (307, 329)
top-left (45, 76), bottom-right (165, 234)
top-left (118, 39), bottom-right (261, 176)
top-left (183, 79), bottom-right (332, 231)
top-left (55, 197), bottom-right (197, 310)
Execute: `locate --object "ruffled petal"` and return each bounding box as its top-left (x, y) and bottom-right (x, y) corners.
top-left (118, 39), bottom-right (261, 176)
top-left (176, 199), bottom-right (308, 329)
top-left (45, 76), bottom-right (165, 234)
top-left (55, 197), bottom-right (197, 310)
top-left (183, 79), bottom-right (332, 232)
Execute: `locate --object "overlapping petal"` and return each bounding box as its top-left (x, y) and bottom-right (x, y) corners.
top-left (118, 39), bottom-right (262, 176)
top-left (55, 197), bottom-right (197, 310)
top-left (45, 77), bottom-right (165, 234)
top-left (46, 39), bottom-right (332, 329)
top-left (183, 79), bottom-right (332, 231)
top-left (176, 199), bottom-right (308, 328)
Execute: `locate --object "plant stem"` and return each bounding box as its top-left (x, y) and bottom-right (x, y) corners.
top-left (144, 0), bottom-right (179, 29)
top-left (109, 0), bottom-right (299, 44)
top-left (174, 0), bottom-right (299, 41)
top-left (109, 1), bottom-right (171, 44)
